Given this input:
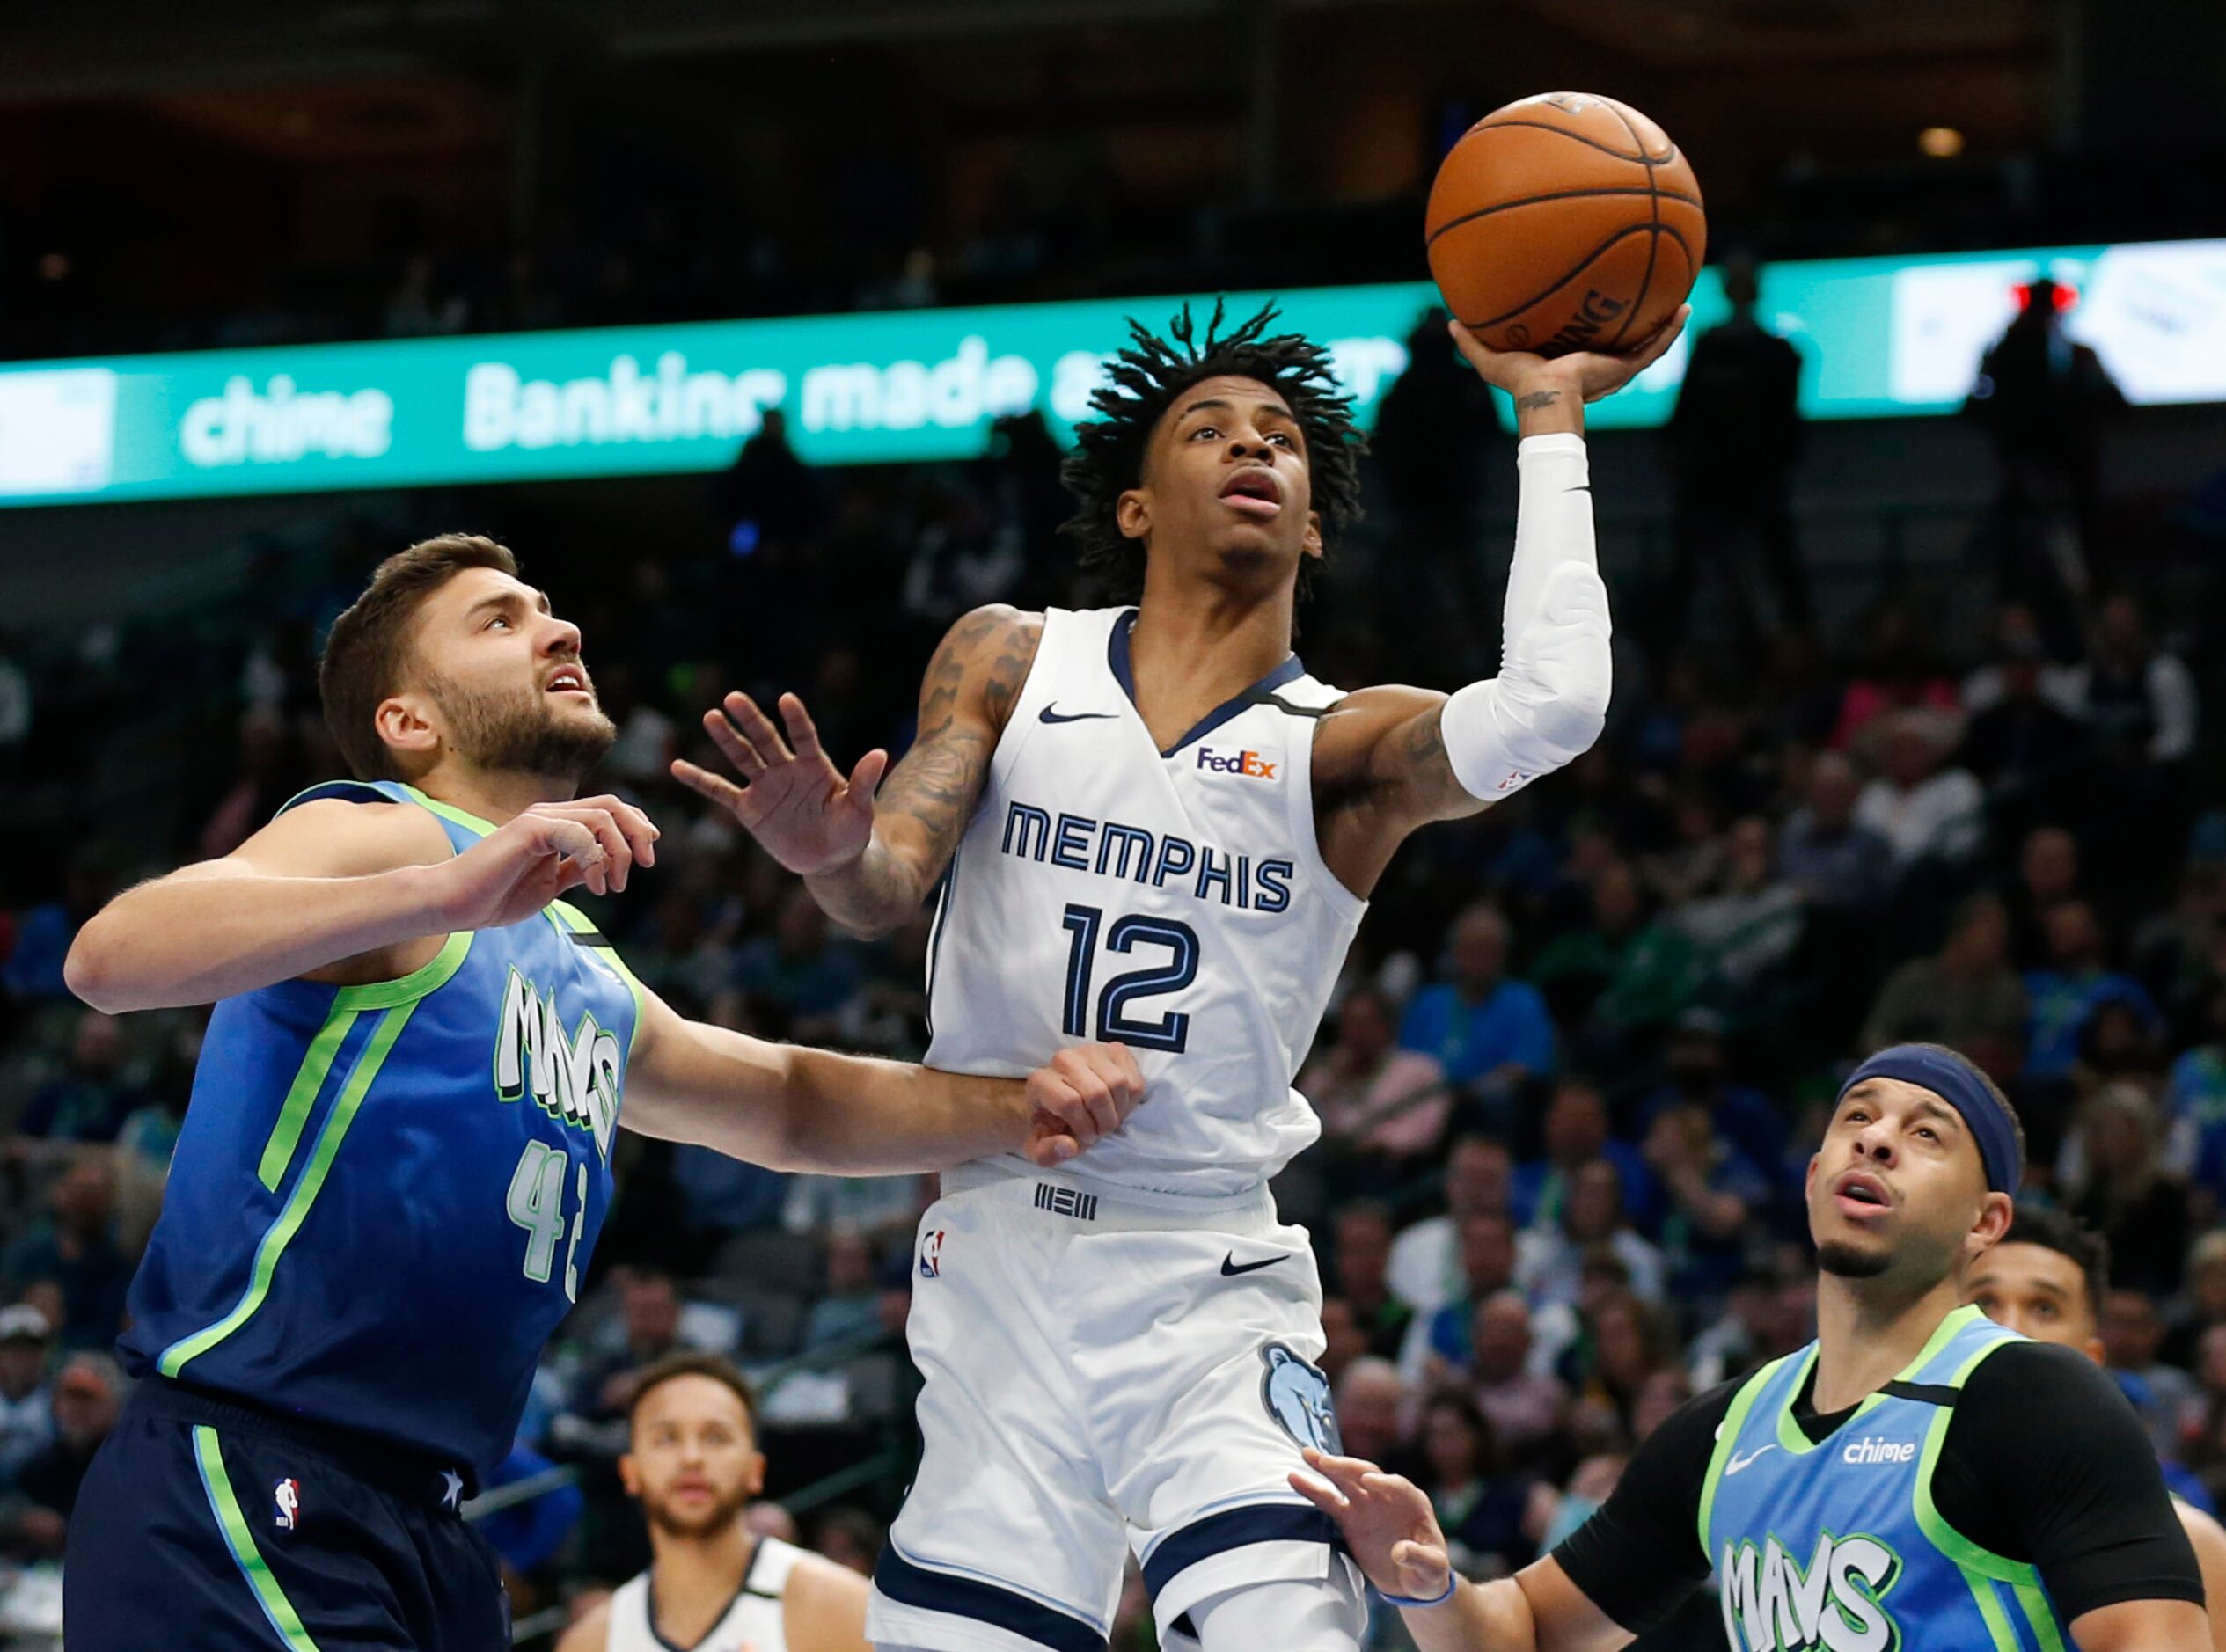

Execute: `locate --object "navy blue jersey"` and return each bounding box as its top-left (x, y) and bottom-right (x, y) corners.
top-left (120, 780), bottom-right (642, 1473)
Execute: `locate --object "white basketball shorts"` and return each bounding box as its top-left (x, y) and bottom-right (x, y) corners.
top-left (865, 1162), bottom-right (1356, 1652)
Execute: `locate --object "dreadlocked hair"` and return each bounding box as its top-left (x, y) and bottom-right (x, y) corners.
top-left (1058, 298), bottom-right (1366, 603)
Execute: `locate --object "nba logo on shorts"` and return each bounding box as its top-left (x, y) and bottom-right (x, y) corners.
top-left (1259, 1345), bottom-right (1341, 1453)
top-left (919, 1230), bottom-right (946, 1279)
top-left (273, 1478), bottom-right (302, 1532)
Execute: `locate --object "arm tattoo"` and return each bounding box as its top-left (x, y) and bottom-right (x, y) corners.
top-left (1514, 390), bottom-right (1561, 413)
top-left (1401, 704), bottom-right (1473, 814)
top-left (872, 606), bottom-right (1041, 888)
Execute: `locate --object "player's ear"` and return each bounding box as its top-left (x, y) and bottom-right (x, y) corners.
top-left (1802, 1152), bottom-right (1820, 1198)
top-left (1302, 509), bottom-right (1324, 560)
top-left (1970, 1189), bottom-right (2014, 1250)
top-left (744, 1451), bottom-right (765, 1500)
top-left (2083, 1334), bottom-right (2107, 1363)
top-left (373, 691), bottom-right (441, 764)
top-left (618, 1451), bottom-right (641, 1498)
top-left (1114, 486), bottom-right (1152, 543)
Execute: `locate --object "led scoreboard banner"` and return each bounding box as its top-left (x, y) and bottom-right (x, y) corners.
top-left (0, 238), bottom-right (2220, 509)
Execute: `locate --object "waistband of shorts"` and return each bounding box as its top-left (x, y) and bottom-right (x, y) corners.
top-left (130, 1377), bottom-right (476, 1503)
top-left (941, 1159), bottom-right (1280, 1235)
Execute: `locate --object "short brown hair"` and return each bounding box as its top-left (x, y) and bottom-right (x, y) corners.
top-left (626, 1351), bottom-right (761, 1438)
top-left (319, 534), bottom-right (520, 780)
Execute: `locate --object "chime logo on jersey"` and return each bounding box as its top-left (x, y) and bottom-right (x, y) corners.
top-left (273, 1478), bottom-right (301, 1532)
top-left (1718, 1532), bottom-right (1900, 1652)
top-left (494, 966), bottom-right (619, 1161)
top-left (1196, 745), bottom-right (1277, 780)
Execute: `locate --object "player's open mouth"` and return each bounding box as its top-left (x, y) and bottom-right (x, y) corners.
top-left (1219, 468), bottom-right (1283, 519)
top-left (545, 666), bottom-right (591, 698)
top-left (1833, 1170), bottom-right (1892, 1219)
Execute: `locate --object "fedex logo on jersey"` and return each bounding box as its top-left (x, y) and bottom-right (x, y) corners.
top-left (494, 967), bottom-right (620, 1162)
top-left (1196, 746), bottom-right (1277, 780)
top-left (1719, 1532), bottom-right (1900, 1652)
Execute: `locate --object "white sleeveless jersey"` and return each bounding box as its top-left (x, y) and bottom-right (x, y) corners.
top-left (606, 1535), bottom-right (801, 1652)
top-left (925, 605), bottom-right (1366, 1198)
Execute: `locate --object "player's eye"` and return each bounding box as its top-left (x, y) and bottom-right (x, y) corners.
top-left (1189, 425), bottom-right (1219, 441)
top-left (485, 614), bottom-right (510, 630)
top-left (1265, 430), bottom-right (1294, 447)
top-left (1915, 1126), bottom-right (1939, 1143)
top-left (2036, 1301), bottom-right (2057, 1319)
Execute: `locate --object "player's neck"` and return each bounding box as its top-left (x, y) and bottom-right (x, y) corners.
top-left (1810, 1270), bottom-right (1966, 1413)
top-left (1128, 574), bottom-right (1294, 741)
top-left (410, 761), bottom-right (576, 827)
top-left (649, 1522), bottom-right (758, 1627)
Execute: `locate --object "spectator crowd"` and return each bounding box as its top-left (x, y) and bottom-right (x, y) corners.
top-left (0, 311), bottom-right (2221, 1648)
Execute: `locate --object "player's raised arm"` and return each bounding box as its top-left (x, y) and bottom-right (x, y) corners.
top-left (62, 793), bottom-right (656, 1012)
top-left (674, 603), bottom-right (1042, 938)
top-left (1291, 1449), bottom-right (1631, 1652)
top-left (1312, 311), bottom-right (1686, 895)
top-left (619, 986), bottom-right (1143, 1173)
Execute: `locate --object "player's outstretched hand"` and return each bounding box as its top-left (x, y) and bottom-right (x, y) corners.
top-left (1290, 1446), bottom-right (1455, 1605)
top-left (434, 797), bottom-right (659, 929)
top-left (673, 691), bottom-right (890, 877)
top-left (1024, 1042), bottom-right (1146, 1166)
top-left (1450, 303), bottom-right (1689, 405)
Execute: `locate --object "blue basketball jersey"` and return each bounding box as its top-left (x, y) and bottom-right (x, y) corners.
top-left (119, 780), bottom-right (642, 1474)
top-left (1700, 1305), bottom-right (2072, 1652)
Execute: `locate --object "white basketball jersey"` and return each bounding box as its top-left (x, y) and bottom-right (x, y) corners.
top-left (606, 1536), bottom-right (801, 1652)
top-left (925, 605), bottom-right (1366, 1198)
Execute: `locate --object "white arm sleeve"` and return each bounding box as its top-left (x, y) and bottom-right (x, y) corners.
top-left (1438, 434), bottom-right (1612, 800)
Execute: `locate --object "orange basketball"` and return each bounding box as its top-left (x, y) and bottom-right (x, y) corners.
top-left (1425, 91), bottom-right (1705, 357)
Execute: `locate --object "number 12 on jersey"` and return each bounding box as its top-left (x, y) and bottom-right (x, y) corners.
top-left (1058, 903), bottom-right (1199, 1053)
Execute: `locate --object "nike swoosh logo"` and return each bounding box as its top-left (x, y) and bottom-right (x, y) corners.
top-left (1220, 1253), bottom-right (1281, 1276)
top-left (1724, 1445), bottom-right (1777, 1476)
top-left (1040, 705), bottom-right (1120, 724)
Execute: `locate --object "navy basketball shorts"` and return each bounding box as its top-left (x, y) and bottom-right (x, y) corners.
top-left (64, 1378), bottom-right (510, 1651)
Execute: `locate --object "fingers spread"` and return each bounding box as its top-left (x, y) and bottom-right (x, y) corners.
top-left (847, 748), bottom-right (890, 808)
top-left (725, 692), bottom-right (794, 764)
top-left (703, 708), bottom-right (768, 778)
top-left (670, 758), bottom-right (750, 813)
top-left (779, 692), bottom-right (825, 759)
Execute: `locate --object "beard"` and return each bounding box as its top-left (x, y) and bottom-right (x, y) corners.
top-left (642, 1481), bottom-right (753, 1540)
top-left (428, 670), bottom-right (615, 782)
top-left (1815, 1239), bottom-right (1893, 1279)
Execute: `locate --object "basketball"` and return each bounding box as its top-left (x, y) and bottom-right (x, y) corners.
top-left (1426, 91), bottom-right (1706, 357)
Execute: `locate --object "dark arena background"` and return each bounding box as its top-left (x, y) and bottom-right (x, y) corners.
top-left (2, 1), bottom-right (2224, 1646)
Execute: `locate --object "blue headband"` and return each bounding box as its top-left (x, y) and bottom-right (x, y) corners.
top-left (1837, 1045), bottom-right (2021, 1195)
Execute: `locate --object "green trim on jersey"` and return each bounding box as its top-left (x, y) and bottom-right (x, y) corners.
top-left (192, 1425), bottom-right (324, 1651)
top-left (547, 898), bottom-right (648, 1053)
top-left (397, 781), bottom-right (498, 837)
top-left (159, 989), bottom-right (436, 1378)
top-left (257, 1010), bottom-right (359, 1192)
top-left (252, 931), bottom-right (472, 1192)
top-left (1911, 1331), bottom-right (2068, 1652)
top-left (1770, 1305), bottom-right (1979, 1456)
top-left (1699, 1352), bottom-right (1794, 1556)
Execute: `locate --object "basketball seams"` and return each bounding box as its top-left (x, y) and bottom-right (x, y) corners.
top-left (1425, 186), bottom-right (1704, 248)
top-left (1468, 118), bottom-right (1679, 166)
top-left (1448, 223), bottom-right (1659, 332)
top-left (1599, 99), bottom-right (1659, 351)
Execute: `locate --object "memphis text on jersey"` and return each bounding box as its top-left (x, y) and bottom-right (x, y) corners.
top-left (494, 965), bottom-right (620, 1161)
top-left (1719, 1531), bottom-right (1900, 1652)
top-left (1000, 801), bottom-right (1295, 913)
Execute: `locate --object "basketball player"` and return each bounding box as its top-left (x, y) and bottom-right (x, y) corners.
top-left (560, 1352), bottom-right (869, 1652)
top-left (56, 535), bottom-right (1144, 1651)
top-left (1966, 1206), bottom-right (2226, 1651)
top-left (1293, 1043), bottom-right (2206, 1651)
top-left (674, 301), bottom-right (1681, 1652)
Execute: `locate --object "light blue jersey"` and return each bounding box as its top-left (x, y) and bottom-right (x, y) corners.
top-left (1701, 1305), bottom-right (2072, 1652)
top-left (120, 780), bottom-right (642, 1473)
